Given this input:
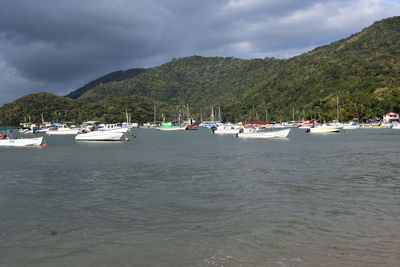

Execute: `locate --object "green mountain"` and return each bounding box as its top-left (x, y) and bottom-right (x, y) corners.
top-left (0, 92), bottom-right (171, 126)
top-left (76, 56), bottom-right (283, 107)
top-left (1, 16), bottom-right (400, 126)
top-left (66, 68), bottom-right (147, 99)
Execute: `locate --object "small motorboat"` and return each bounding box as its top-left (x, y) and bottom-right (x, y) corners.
top-left (307, 124), bottom-right (342, 133)
top-left (236, 128), bottom-right (290, 139)
top-left (0, 134), bottom-right (44, 147)
top-left (75, 131), bottom-right (123, 141)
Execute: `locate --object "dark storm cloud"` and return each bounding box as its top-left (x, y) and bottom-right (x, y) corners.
top-left (0, 0), bottom-right (400, 104)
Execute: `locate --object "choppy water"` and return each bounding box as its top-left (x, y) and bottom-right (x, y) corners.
top-left (0, 128), bottom-right (399, 267)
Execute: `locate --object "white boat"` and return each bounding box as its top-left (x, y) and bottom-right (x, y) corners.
top-left (392, 122), bottom-right (400, 130)
top-left (96, 123), bottom-right (129, 133)
top-left (343, 122), bottom-right (360, 130)
top-left (236, 128), bottom-right (290, 139)
top-left (211, 124), bottom-right (242, 134)
top-left (19, 128), bottom-right (35, 134)
top-left (0, 136), bottom-right (43, 147)
top-left (46, 125), bottom-right (79, 135)
top-left (157, 126), bottom-right (187, 131)
top-left (75, 131), bottom-right (123, 141)
top-left (308, 125), bottom-right (342, 133)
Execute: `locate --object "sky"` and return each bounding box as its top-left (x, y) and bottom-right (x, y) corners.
top-left (0, 0), bottom-right (400, 105)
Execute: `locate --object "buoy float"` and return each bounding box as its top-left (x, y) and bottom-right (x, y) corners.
top-left (41, 143), bottom-right (49, 147)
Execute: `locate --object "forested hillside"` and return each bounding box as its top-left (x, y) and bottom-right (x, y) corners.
top-left (0, 93), bottom-right (171, 126)
top-left (66, 68), bottom-right (147, 99)
top-left (77, 56), bottom-right (283, 106)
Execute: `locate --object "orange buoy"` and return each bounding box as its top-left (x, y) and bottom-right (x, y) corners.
top-left (41, 143), bottom-right (49, 147)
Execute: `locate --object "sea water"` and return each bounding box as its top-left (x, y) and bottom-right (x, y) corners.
top-left (0, 128), bottom-right (399, 266)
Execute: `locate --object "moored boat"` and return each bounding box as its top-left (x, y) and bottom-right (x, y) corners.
top-left (308, 124), bottom-right (342, 133)
top-left (0, 135), bottom-right (43, 147)
top-left (236, 128), bottom-right (290, 139)
top-left (96, 123), bottom-right (129, 133)
top-left (75, 131), bottom-right (123, 141)
top-left (211, 124), bottom-right (242, 134)
top-left (46, 125), bottom-right (79, 135)
top-left (391, 122), bottom-right (400, 130)
top-left (156, 122), bottom-right (187, 131)
top-left (343, 122), bottom-right (360, 129)
top-left (360, 124), bottom-right (387, 129)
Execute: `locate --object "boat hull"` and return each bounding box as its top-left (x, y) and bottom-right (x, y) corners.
top-left (156, 126), bottom-right (187, 131)
top-left (75, 132), bottom-right (123, 141)
top-left (237, 129), bottom-right (290, 138)
top-left (360, 126), bottom-right (387, 129)
top-left (0, 137), bottom-right (43, 147)
top-left (309, 127), bottom-right (341, 133)
top-left (213, 129), bottom-right (240, 134)
top-left (343, 125), bottom-right (360, 130)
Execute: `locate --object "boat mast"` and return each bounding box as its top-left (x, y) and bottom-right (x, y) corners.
top-left (153, 106), bottom-right (156, 125)
top-left (292, 108), bottom-right (295, 122)
top-left (336, 95), bottom-right (340, 122)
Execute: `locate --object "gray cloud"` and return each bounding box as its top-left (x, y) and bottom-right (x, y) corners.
top-left (1, 0), bottom-right (400, 104)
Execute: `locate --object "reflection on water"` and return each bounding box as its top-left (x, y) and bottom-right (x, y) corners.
top-left (0, 128), bottom-right (399, 266)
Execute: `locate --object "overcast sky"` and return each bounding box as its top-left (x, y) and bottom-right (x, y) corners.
top-left (0, 0), bottom-right (399, 105)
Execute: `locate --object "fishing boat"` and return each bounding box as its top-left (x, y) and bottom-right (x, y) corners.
top-left (236, 128), bottom-right (290, 139)
top-left (75, 131), bottom-right (123, 141)
top-left (0, 134), bottom-right (43, 147)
